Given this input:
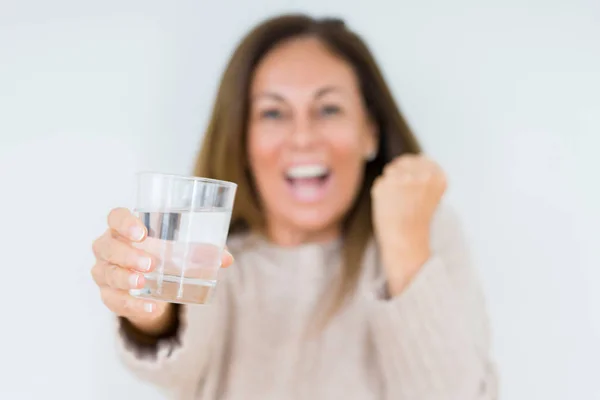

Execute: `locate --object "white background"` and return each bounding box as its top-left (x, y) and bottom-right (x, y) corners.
top-left (0, 0), bottom-right (598, 399)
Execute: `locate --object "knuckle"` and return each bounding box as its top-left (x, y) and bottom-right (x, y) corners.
top-left (107, 207), bottom-right (129, 229)
top-left (371, 178), bottom-right (382, 193)
top-left (99, 289), bottom-right (108, 304)
top-left (428, 159), bottom-right (442, 172)
top-left (90, 263), bottom-right (103, 285)
top-left (93, 231), bottom-right (114, 261)
top-left (440, 175), bottom-right (448, 189)
top-left (106, 239), bottom-right (130, 267)
top-left (120, 297), bottom-right (129, 313)
top-left (91, 236), bottom-right (103, 257)
top-left (99, 288), bottom-right (114, 311)
top-left (101, 243), bottom-right (115, 264)
top-left (400, 176), bottom-right (412, 185)
top-left (107, 208), bottom-right (119, 227)
top-left (104, 264), bottom-right (119, 288)
top-left (121, 296), bottom-right (137, 314)
top-left (109, 292), bottom-right (128, 316)
top-left (107, 243), bottom-right (122, 265)
top-left (398, 154), bottom-right (415, 163)
top-left (114, 268), bottom-right (130, 290)
top-left (420, 171), bottom-right (433, 182)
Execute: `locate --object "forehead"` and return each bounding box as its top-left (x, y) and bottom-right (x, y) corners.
top-left (251, 36), bottom-right (360, 96)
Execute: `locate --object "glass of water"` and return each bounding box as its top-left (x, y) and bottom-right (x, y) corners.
top-left (129, 172), bottom-right (237, 305)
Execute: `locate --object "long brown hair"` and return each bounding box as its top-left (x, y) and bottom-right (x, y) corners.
top-left (194, 14), bottom-right (421, 322)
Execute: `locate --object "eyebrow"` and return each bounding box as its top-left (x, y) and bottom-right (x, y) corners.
top-left (252, 85), bottom-right (345, 102)
top-left (314, 85), bottom-right (344, 98)
top-left (252, 92), bottom-right (286, 102)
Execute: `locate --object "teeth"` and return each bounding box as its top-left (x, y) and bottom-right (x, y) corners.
top-left (286, 164), bottom-right (328, 179)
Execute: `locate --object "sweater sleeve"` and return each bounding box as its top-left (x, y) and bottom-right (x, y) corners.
top-left (366, 207), bottom-right (498, 400)
top-left (114, 271), bottom-right (232, 398)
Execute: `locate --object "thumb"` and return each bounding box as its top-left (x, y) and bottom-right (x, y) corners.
top-left (222, 247), bottom-right (234, 268)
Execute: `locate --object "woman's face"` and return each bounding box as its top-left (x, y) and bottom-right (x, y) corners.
top-left (248, 36), bottom-right (378, 245)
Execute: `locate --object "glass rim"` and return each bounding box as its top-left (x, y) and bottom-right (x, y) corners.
top-left (136, 171), bottom-right (237, 189)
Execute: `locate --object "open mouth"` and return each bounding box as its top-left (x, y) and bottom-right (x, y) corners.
top-left (284, 164), bottom-right (332, 203)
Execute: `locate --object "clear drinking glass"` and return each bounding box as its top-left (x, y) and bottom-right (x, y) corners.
top-left (129, 172), bottom-right (237, 305)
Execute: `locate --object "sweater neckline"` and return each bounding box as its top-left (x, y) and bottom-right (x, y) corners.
top-left (248, 231), bottom-right (343, 260)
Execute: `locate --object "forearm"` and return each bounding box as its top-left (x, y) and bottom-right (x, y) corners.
top-left (115, 303), bottom-right (218, 396)
top-left (112, 240), bottom-right (237, 396)
top-left (369, 207), bottom-right (498, 398)
top-left (367, 256), bottom-right (497, 399)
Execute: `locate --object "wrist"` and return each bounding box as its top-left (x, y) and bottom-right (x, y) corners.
top-left (128, 303), bottom-right (175, 337)
top-left (378, 234), bottom-right (431, 297)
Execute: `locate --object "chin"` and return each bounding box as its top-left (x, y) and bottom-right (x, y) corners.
top-left (285, 208), bottom-right (342, 237)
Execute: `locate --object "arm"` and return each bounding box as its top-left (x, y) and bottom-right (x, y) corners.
top-left (366, 207), bottom-right (498, 399)
top-left (114, 271), bottom-right (232, 398)
top-left (92, 208), bottom-right (236, 396)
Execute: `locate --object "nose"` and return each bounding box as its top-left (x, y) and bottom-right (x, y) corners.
top-left (289, 114), bottom-right (319, 150)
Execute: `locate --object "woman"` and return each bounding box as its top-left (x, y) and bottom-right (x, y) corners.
top-left (91, 14), bottom-right (497, 399)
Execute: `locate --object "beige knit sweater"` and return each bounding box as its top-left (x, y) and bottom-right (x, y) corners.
top-left (116, 205), bottom-right (498, 399)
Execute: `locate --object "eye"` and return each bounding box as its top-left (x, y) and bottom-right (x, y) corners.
top-left (260, 109), bottom-right (283, 120)
top-left (319, 104), bottom-right (341, 117)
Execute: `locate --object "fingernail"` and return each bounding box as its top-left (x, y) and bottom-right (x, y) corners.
top-left (143, 303), bottom-right (154, 313)
top-left (129, 274), bottom-right (140, 289)
top-left (138, 257), bottom-right (152, 271)
top-left (130, 226), bottom-right (145, 241)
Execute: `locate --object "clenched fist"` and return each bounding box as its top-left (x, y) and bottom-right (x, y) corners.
top-left (371, 154), bottom-right (447, 295)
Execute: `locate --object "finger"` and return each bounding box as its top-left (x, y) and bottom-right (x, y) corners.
top-left (91, 261), bottom-right (107, 287)
top-left (127, 238), bottom-right (235, 270)
top-left (100, 261), bottom-right (146, 290)
top-left (164, 242), bottom-right (234, 268)
top-left (394, 156), bottom-right (437, 178)
top-left (100, 287), bottom-right (159, 316)
top-left (222, 249), bottom-right (234, 268)
top-left (383, 168), bottom-right (425, 185)
top-left (408, 157), bottom-right (444, 182)
top-left (398, 155), bottom-right (426, 171)
top-left (370, 175), bottom-right (385, 196)
top-left (383, 155), bottom-right (416, 175)
top-left (92, 233), bottom-right (153, 272)
top-left (382, 160), bottom-right (417, 181)
top-left (412, 168), bottom-right (434, 182)
top-left (107, 207), bottom-right (147, 242)
top-left (395, 153), bottom-right (420, 166)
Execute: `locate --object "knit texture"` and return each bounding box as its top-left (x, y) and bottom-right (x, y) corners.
top-left (115, 205), bottom-right (498, 399)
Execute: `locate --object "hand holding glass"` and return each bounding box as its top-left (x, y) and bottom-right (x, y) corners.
top-left (129, 173), bottom-right (237, 305)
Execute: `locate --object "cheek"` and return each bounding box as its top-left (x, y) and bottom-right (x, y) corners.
top-left (322, 115), bottom-right (372, 170)
top-left (248, 130), bottom-right (282, 186)
top-left (328, 134), bottom-right (367, 199)
top-left (329, 134), bottom-right (365, 174)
